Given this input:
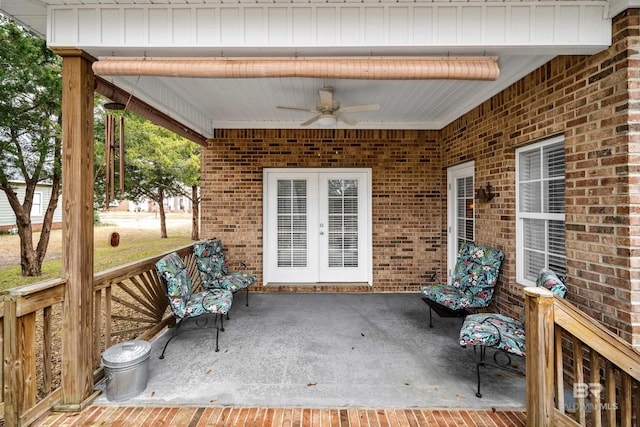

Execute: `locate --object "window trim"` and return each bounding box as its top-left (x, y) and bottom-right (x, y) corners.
top-left (515, 135), bottom-right (565, 286)
top-left (31, 192), bottom-right (43, 216)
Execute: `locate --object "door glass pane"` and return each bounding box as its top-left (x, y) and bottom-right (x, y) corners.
top-left (456, 176), bottom-right (474, 249)
top-left (328, 179), bottom-right (359, 268)
top-left (277, 179), bottom-right (307, 267)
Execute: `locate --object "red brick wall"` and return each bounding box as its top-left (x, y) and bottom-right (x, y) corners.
top-left (440, 11), bottom-right (640, 345)
top-left (201, 129), bottom-right (443, 293)
top-left (201, 13), bottom-right (640, 345)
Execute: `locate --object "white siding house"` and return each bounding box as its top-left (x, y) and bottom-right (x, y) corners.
top-left (0, 181), bottom-right (63, 232)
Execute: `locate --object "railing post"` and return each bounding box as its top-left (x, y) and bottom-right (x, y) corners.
top-left (525, 286), bottom-right (556, 427)
top-left (3, 297), bottom-right (19, 427)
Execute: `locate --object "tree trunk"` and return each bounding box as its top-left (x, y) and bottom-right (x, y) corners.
top-left (36, 131), bottom-right (63, 268)
top-left (18, 220), bottom-right (40, 276)
top-left (191, 184), bottom-right (199, 241)
top-left (0, 182), bottom-right (42, 276)
top-left (158, 189), bottom-right (168, 238)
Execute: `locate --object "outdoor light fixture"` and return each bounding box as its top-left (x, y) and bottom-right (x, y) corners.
top-left (316, 113), bottom-right (337, 127)
top-left (475, 183), bottom-right (495, 202)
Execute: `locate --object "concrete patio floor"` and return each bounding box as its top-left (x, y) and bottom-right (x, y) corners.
top-left (94, 293), bottom-right (526, 409)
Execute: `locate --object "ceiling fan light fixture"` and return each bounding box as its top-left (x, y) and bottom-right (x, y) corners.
top-left (317, 113), bottom-right (337, 127)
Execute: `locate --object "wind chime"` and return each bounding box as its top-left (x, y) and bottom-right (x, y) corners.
top-left (104, 101), bottom-right (126, 248)
top-left (104, 101), bottom-right (126, 208)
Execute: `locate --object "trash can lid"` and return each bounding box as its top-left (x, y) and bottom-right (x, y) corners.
top-left (102, 340), bottom-right (151, 368)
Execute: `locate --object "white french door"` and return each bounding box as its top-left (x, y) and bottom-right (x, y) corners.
top-left (447, 162), bottom-right (475, 285)
top-left (264, 168), bottom-right (371, 285)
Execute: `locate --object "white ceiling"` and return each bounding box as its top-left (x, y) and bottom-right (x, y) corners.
top-left (0, 0), bottom-right (615, 135)
top-left (105, 54), bottom-right (552, 132)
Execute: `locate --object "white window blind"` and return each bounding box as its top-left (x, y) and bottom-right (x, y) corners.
top-left (456, 176), bottom-right (474, 250)
top-left (517, 137), bottom-right (566, 284)
top-left (277, 179), bottom-right (307, 268)
top-left (328, 179), bottom-right (359, 268)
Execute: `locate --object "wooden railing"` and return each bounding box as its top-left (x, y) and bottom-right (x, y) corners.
top-left (526, 287), bottom-right (640, 427)
top-left (2, 243), bottom-right (199, 427)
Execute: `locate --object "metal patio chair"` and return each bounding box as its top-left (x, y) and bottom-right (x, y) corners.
top-left (155, 252), bottom-right (233, 357)
top-left (459, 268), bottom-right (568, 397)
top-left (420, 242), bottom-right (504, 328)
top-left (194, 239), bottom-right (256, 309)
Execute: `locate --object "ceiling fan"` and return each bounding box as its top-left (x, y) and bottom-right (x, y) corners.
top-left (277, 87), bottom-right (380, 127)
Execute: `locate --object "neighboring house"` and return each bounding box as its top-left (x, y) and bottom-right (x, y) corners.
top-left (0, 181), bottom-right (62, 233)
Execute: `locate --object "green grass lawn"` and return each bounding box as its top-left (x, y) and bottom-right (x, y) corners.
top-left (0, 224), bottom-right (193, 292)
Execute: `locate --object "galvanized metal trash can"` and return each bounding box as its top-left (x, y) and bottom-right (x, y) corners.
top-left (101, 340), bottom-right (152, 401)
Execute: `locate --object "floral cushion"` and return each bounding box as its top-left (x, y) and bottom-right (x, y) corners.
top-left (181, 289), bottom-right (233, 319)
top-left (194, 239), bottom-right (256, 292)
top-left (156, 252), bottom-right (233, 319)
top-left (459, 313), bottom-right (526, 357)
top-left (194, 239), bottom-right (228, 281)
top-left (421, 243), bottom-right (504, 310)
top-left (459, 268), bottom-right (567, 358)
top-left (536, 268), bottom-right (567, 297)
top-left (156, 252), bottom-right (192, 300)
top-left (421, 284), bottom-right (477, 310)
top-left (218, 272), bottom-right (256, 293)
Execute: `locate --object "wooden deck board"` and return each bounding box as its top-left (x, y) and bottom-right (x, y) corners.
top-left (32, 407), bottom-right (526, 426)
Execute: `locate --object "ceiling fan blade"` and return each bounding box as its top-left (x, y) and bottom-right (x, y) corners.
top-left (339, 103), bottom-right (380, 114)
top-left (276, 106), bottom-right (317, 113)
top-left (336, 113), bottom-right (358, 126)
top-left (300, 114), bottom-right (322, 126)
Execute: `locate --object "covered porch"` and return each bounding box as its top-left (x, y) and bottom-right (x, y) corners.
top-left (2, 243), bottom-right (639, 426)
top-left (2, 0), bottom-right (640, 426)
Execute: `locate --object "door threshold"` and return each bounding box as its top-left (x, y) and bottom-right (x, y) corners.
top-left (262, 282), bottom-right (372, 292)
top-left (265, 282), bottom-right (370, 287)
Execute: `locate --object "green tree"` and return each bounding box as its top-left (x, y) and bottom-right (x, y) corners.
top-left (0, 16), bottom-right (62, 276)
top-left (108, 113), bottom-right (200, 238)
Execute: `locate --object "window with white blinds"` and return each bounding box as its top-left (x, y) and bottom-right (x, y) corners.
top-left (516, 136), bottom-right (566, 284)
top-left (328, 179), bottom-right (359, 268)
top-left (277, 179), bottom-right (308, 268)
top-left (456, 176), bottom-right (474, 250)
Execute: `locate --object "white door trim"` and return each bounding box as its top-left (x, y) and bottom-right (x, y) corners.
top-left (263, 168), bottom-right (372, 286)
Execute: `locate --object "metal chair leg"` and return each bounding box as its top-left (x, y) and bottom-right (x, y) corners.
top-left (159, 318), bottom-right (184, 359)
top-left (214, 325), bottom-right (220, 352)
top-left (476, 346), bottom-right (486, 398)
top-left (246, 287), bottom-right (249, 306)
top-left (429, 306), bottom-right (434, 328)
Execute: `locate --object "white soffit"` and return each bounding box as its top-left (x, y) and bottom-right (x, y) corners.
top-left (42, 2), bottom-right (611, 52)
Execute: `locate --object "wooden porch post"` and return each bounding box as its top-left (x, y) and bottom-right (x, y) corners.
top-left (525, 286), bottom-right (556, 426)
top-left (54, 49), bottom-right (96, 409)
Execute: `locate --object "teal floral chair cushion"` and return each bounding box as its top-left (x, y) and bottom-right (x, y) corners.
top-left (459, 313), bottom-right (526, 357)
top-left (155, 252), bottom-right (234, 356)
top-left (194, 239), bottom-right (256, 293)
top-left (458, 268), bottom-right (567, 397)
top-left (420, 243), bottom-right (505, 311)
top-left (459, 268), bottom-right (566, 357)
